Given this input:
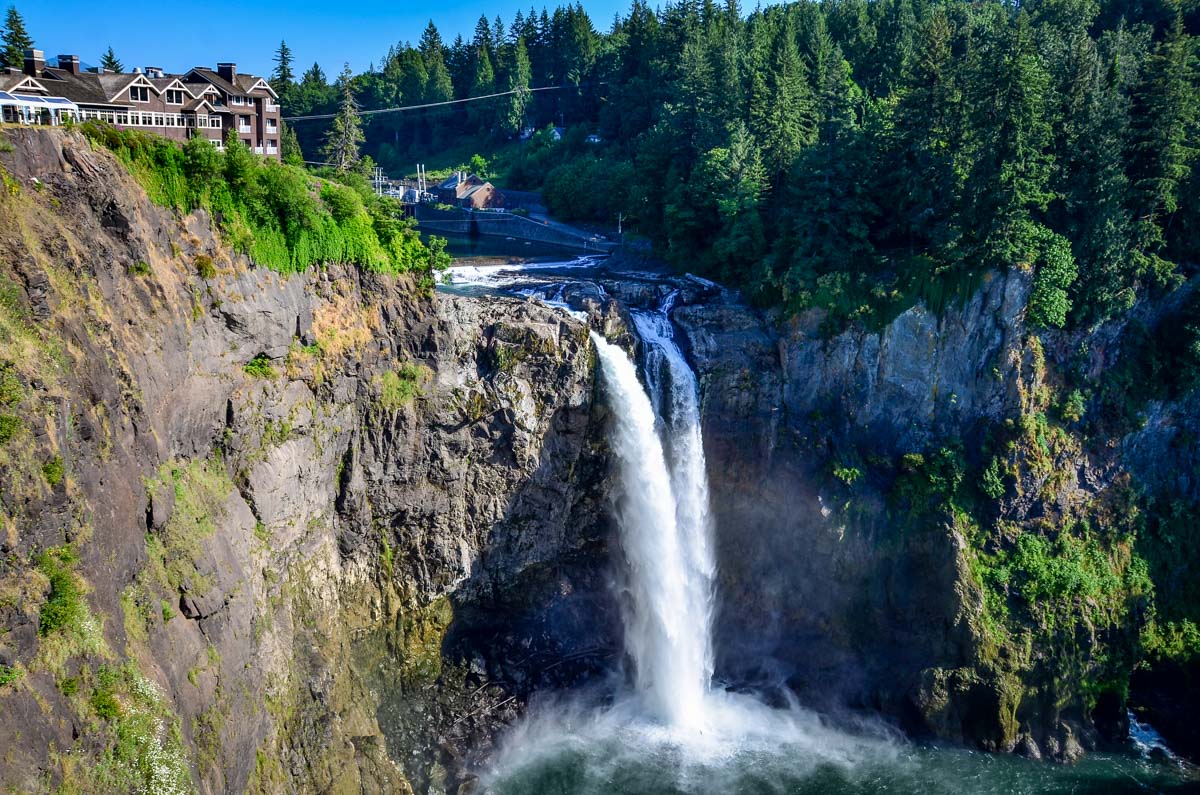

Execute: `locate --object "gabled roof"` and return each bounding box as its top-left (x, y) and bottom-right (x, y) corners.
top-left (236, 74), bottom-right (277, 98)
top-left (151, 77), bottom-right (190, 93)
top-left (185, 68), bottom-right (244, 97)
top-left (0, 74), bottom-right (49, 94)
top-left (97, 72), bottom-right (158, 101)
top-left (26, 68), bottom-right (129, 107)
top-left (182, 97), bottom-right (216, 112)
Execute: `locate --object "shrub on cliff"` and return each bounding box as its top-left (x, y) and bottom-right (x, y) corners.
top-left (80, 122), bottom-right (450, 278)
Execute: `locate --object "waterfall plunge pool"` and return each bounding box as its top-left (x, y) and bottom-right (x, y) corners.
top-left (443, 259), bottom-right (1197, 795)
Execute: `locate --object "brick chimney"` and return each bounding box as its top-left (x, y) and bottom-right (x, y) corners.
top-left (216, 62), bottom-right (236, 83)
top-left (23, 48), bottom-right (44, 77)
top-left (57, 54), bottom-right (81, 75)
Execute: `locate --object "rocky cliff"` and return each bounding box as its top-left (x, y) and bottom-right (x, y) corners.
top-left (673, 268), bottom-right (1199, 762)
top-left (0, 129), bottom-right (617, 793)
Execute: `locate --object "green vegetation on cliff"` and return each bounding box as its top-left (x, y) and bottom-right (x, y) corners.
top-left (80, 123), bottom-right (450, 280)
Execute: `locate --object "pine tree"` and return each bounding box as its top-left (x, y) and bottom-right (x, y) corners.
top-left (751, 24), bottom-right (816, 178)
top-left (1128, 15), bottom-right (1198, 255)
top-left (2, 6), bottom-right (33, 69)
top-left (272, 40), bottom-right (296, 106)
top-left (99, 45), bottom-right (123, 73)
top-left (323, 64), bottom-right (364, 174)
top-left (420, 22), bottom-right (454, 102)
top-left (502, 37), bottom-right (532, 136)
top-left (280, 120), bottom-right (304, 167)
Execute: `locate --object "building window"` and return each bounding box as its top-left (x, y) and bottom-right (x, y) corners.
top-left (165, 89), bottom-right (184, 104)
top-left (129, 86), bottom-right (149, 103)
top-left (231, 96), bottom-right (244, 106)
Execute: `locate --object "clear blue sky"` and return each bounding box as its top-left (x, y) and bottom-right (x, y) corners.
top-left (19, 0), bottom-right (637, 79)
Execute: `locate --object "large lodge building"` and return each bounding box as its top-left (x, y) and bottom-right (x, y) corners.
top-left (0, 49), bottom-right (281, 160)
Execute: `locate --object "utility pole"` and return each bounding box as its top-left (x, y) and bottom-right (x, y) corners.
top-left (617, 212), bottom-right (623, 243)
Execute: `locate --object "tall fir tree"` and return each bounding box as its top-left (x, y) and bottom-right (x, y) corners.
top-left (272, 40), bottom-right (296, 107)
top-left (323, 64), bottom-right (364, 174)
top-left (502, 37), bottom-right (533, 136)
top-left (2, 5), bottom-right (32, 69)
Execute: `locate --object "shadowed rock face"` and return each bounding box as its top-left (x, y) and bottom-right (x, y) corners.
top-left (673, 272), bottom-right (1200, 762)
top-left (0, 129), bottom-right (618, 794)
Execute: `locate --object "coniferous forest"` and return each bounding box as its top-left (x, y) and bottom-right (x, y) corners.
top-left (278, 0), bottom-right (1199, 332)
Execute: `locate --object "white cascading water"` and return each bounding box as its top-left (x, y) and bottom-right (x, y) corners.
top-left (589, 289), bottom-right (718, 732)
top-left (488, 281), bottom-right (901, 792)
top-left (591, 329), bottom-right (714, 730)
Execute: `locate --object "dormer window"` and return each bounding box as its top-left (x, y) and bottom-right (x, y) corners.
top-left (231, 96), bottom-right (244, 106)
top-left (129, 86), bottom-right (149, 103)
top-left (165, 89), bottom-right (185, 104)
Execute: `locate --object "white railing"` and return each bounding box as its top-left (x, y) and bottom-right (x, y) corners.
top-left (265, 144), bottom-right (278, 155)
top-left (265, 122), bottom-right (278, 132)
top-left (254, 146), bottom-right (264, 155)
top-left (238, 124), bottom-right (252, 133)
top-left (265, 102), bottom-right (279, 113)
top-left (79, 108), bottom-right (221, 129)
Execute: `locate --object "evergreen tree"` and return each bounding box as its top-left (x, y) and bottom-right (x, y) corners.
top-left (272, 40), bottom-right (296, 106)
top-left (502, 37), bottom-right (533, 136)
top-left (420, 22), bottom-right (454, 102)
top-left (751, 23), bottom-right (816, 178)
top-left (280, 120), bottom-right (304, 167)
top-left (323, 64), bottom-right (364, 174)
top-left (960, 11), bottom-right (1053, 270)
top-left (1128, 15), bottom-right (1198, 258)
top-left (2, 6), bottom-right (32, 69)
top-left (99, 45), bottom-right (123, 73)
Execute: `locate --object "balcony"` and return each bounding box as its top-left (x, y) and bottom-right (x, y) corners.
top-left (265, 121), bottom-right (278, 133)
top-left (254, 146), bottom-right (264, 155)
top-left (237, 123), bottom-right (252, 134)
top-left (265, 143), bottom-right (278, 155)
top-left (265, 102), bottom-right (280, 113)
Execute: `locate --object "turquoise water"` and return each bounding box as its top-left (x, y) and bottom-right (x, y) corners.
top-left (488, 735), bottom-right (1195, 795)
top-left (483, 696), bottom-right (1197, 795)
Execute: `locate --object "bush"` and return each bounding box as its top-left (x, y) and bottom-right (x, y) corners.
top-left (80, 122), bottom-right (445, 279)
top-left (37, 546), bottom-right (85, 636)
top-left (194, 254), bottom-right (216, 279)
top-left (243, 354), bottom-right (277, 379)
top-left (42, 456), bottom-right (64, 487)
top-left (0, 413), bottom-right (20, 445)
top-left (1027, 227), bottom-right (1078, 329)
top-left (0, 664), bottom-right (21, 687)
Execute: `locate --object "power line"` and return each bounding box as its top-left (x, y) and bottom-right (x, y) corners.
top-left (284, 85), bottom-right (560, 122)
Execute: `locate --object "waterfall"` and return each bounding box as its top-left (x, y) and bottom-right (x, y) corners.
top-left (590, 297), bottom-right (717, 731)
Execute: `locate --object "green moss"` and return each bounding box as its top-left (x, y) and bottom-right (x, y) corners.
top-left (377, 362), bottom-right (432, 410)
top-left (832, 465), bottom-right (862, 486)
top-left (0, 663), bottom-right (21, 687)
top-left (398, 596), bottom-right (454, 685)
top-left (127, 261), bottom-right (151, 277)
top-left (42, 455), bottom-right (64, 487)
top-left (37, 546), bottom-right (85, 636)
top-left (143, 457), bottom-right (233, 596)
top-left (0, 413), bottom-right (20, 445)
top-left (243, 354), bottom-right (277, 380)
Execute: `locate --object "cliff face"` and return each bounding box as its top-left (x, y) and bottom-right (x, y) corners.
top-left (0, 129), bottom-right (616, 793)
top-left (675, 270), bottom-right (1198, 761)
